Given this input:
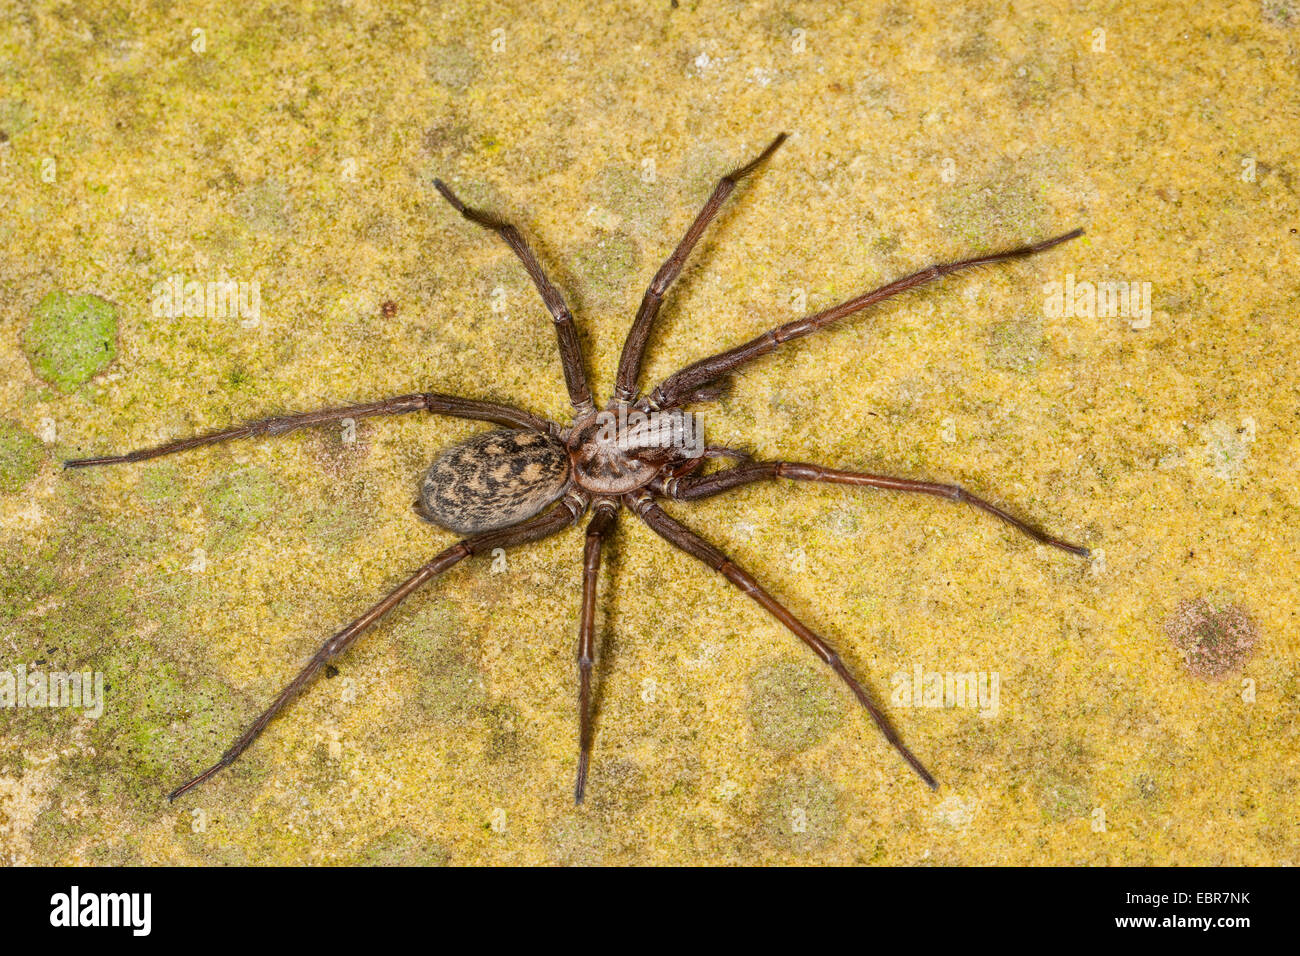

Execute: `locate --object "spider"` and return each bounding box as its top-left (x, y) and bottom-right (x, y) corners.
top-left (66, 133), bottom-right (1088, 805)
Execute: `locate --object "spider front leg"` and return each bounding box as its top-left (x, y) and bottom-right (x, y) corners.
top-left (647, 228), bottom-right (1084, 412)
top-left (626, 492), bottom-right (937, 790)
top-left (613, 133), bottom-right (787, 403)
top-left (575, 500), bottom-right (618, 803)
top-left (657, 461), bottom-right (1089, 557)
top-left (64, 392), bottom-right (555, 468)
top-left (168, 500), bottom-right (583, 801)
top-left (433, 180), bottom-right (595, 416)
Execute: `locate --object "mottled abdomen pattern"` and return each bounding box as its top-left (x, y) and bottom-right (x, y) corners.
top-left (418, 429), bottom-right (570, 534)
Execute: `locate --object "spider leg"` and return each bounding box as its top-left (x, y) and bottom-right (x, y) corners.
top-left (433, 179), bottom-right (595, 416)
top-left (575, 500), bottom-right (618, 803)
top-left (625, 492), bottom-right (937, 790)
top-left (64, 393), bottom-right (556, 468)
top-left (645, 229), bottom-right (1085, 412)
top-left (657, 460), bottom-right (1089, 558)
top-left (613, 133), bottom-right (787, 403)
top-left (167, 499), bottom-right (584, 801)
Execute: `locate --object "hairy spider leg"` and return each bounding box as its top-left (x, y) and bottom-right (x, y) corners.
top-left (433, 180), bottom-right (595, 416)
top-left (575, 501), bottom-right (618, 803)
top-left (614, 132), bottom-right (788, 403)
top-left (627, 493), bottom-right (937, 790)
top-left (64, 393), bottom-right (556, 468)
top-left (647, 229), bottom-right (1085, 412)
top-left (658, 460), bottom-right (1089, 557)
top-left (168, 501), bottom-right (582, 801)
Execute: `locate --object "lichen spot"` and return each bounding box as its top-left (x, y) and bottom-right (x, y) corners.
top-left (1164, 597), bottom-right (1259, 681)
top-left (418, 429), bottom-right (569, 534)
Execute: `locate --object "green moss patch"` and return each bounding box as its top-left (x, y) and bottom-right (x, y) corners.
top-left (24, 291), bottom-right (119, 392)
top-left (747, 658), bottom-right (844, 754)
top-left (756, 772), bottom-right (843, 853)
top-left (0, 421), bottom-right (42, 493)
top-left (203, 466), bottom-right (285, 553)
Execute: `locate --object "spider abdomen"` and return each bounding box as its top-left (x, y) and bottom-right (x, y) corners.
top-left (418, 429), bottom-right (570, 534)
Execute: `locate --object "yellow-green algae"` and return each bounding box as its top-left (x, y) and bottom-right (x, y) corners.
top-left (0, 421), bottom-right (42, 493)
top-left (1, 0), bottom-right (1297, 866)
top-left (23, 291), bottom-right (119, 393)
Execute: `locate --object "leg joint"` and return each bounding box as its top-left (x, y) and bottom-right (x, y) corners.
top-left (718, 560), bottom-right (756, 591)
top-left (561, 490), bottom-right (589, 520)
top-left (625, 491), bottom-right (654, 516)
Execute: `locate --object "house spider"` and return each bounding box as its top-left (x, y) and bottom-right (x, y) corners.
top-left (67, 133), bottom-right (1088, 804)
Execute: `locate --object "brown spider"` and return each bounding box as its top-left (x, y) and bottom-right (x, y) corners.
top-left (67, 133), bottom-right (1088, 804)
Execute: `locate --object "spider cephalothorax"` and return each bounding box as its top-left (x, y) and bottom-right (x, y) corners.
top-left (67, 132), bottom-right (1089, 804)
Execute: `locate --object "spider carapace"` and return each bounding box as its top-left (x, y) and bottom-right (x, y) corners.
top-left (67, 132), bottom-right (1088, 805)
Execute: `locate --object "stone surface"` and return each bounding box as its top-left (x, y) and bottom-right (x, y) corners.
top-left (0, 0), bottom-right (1294, 865)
